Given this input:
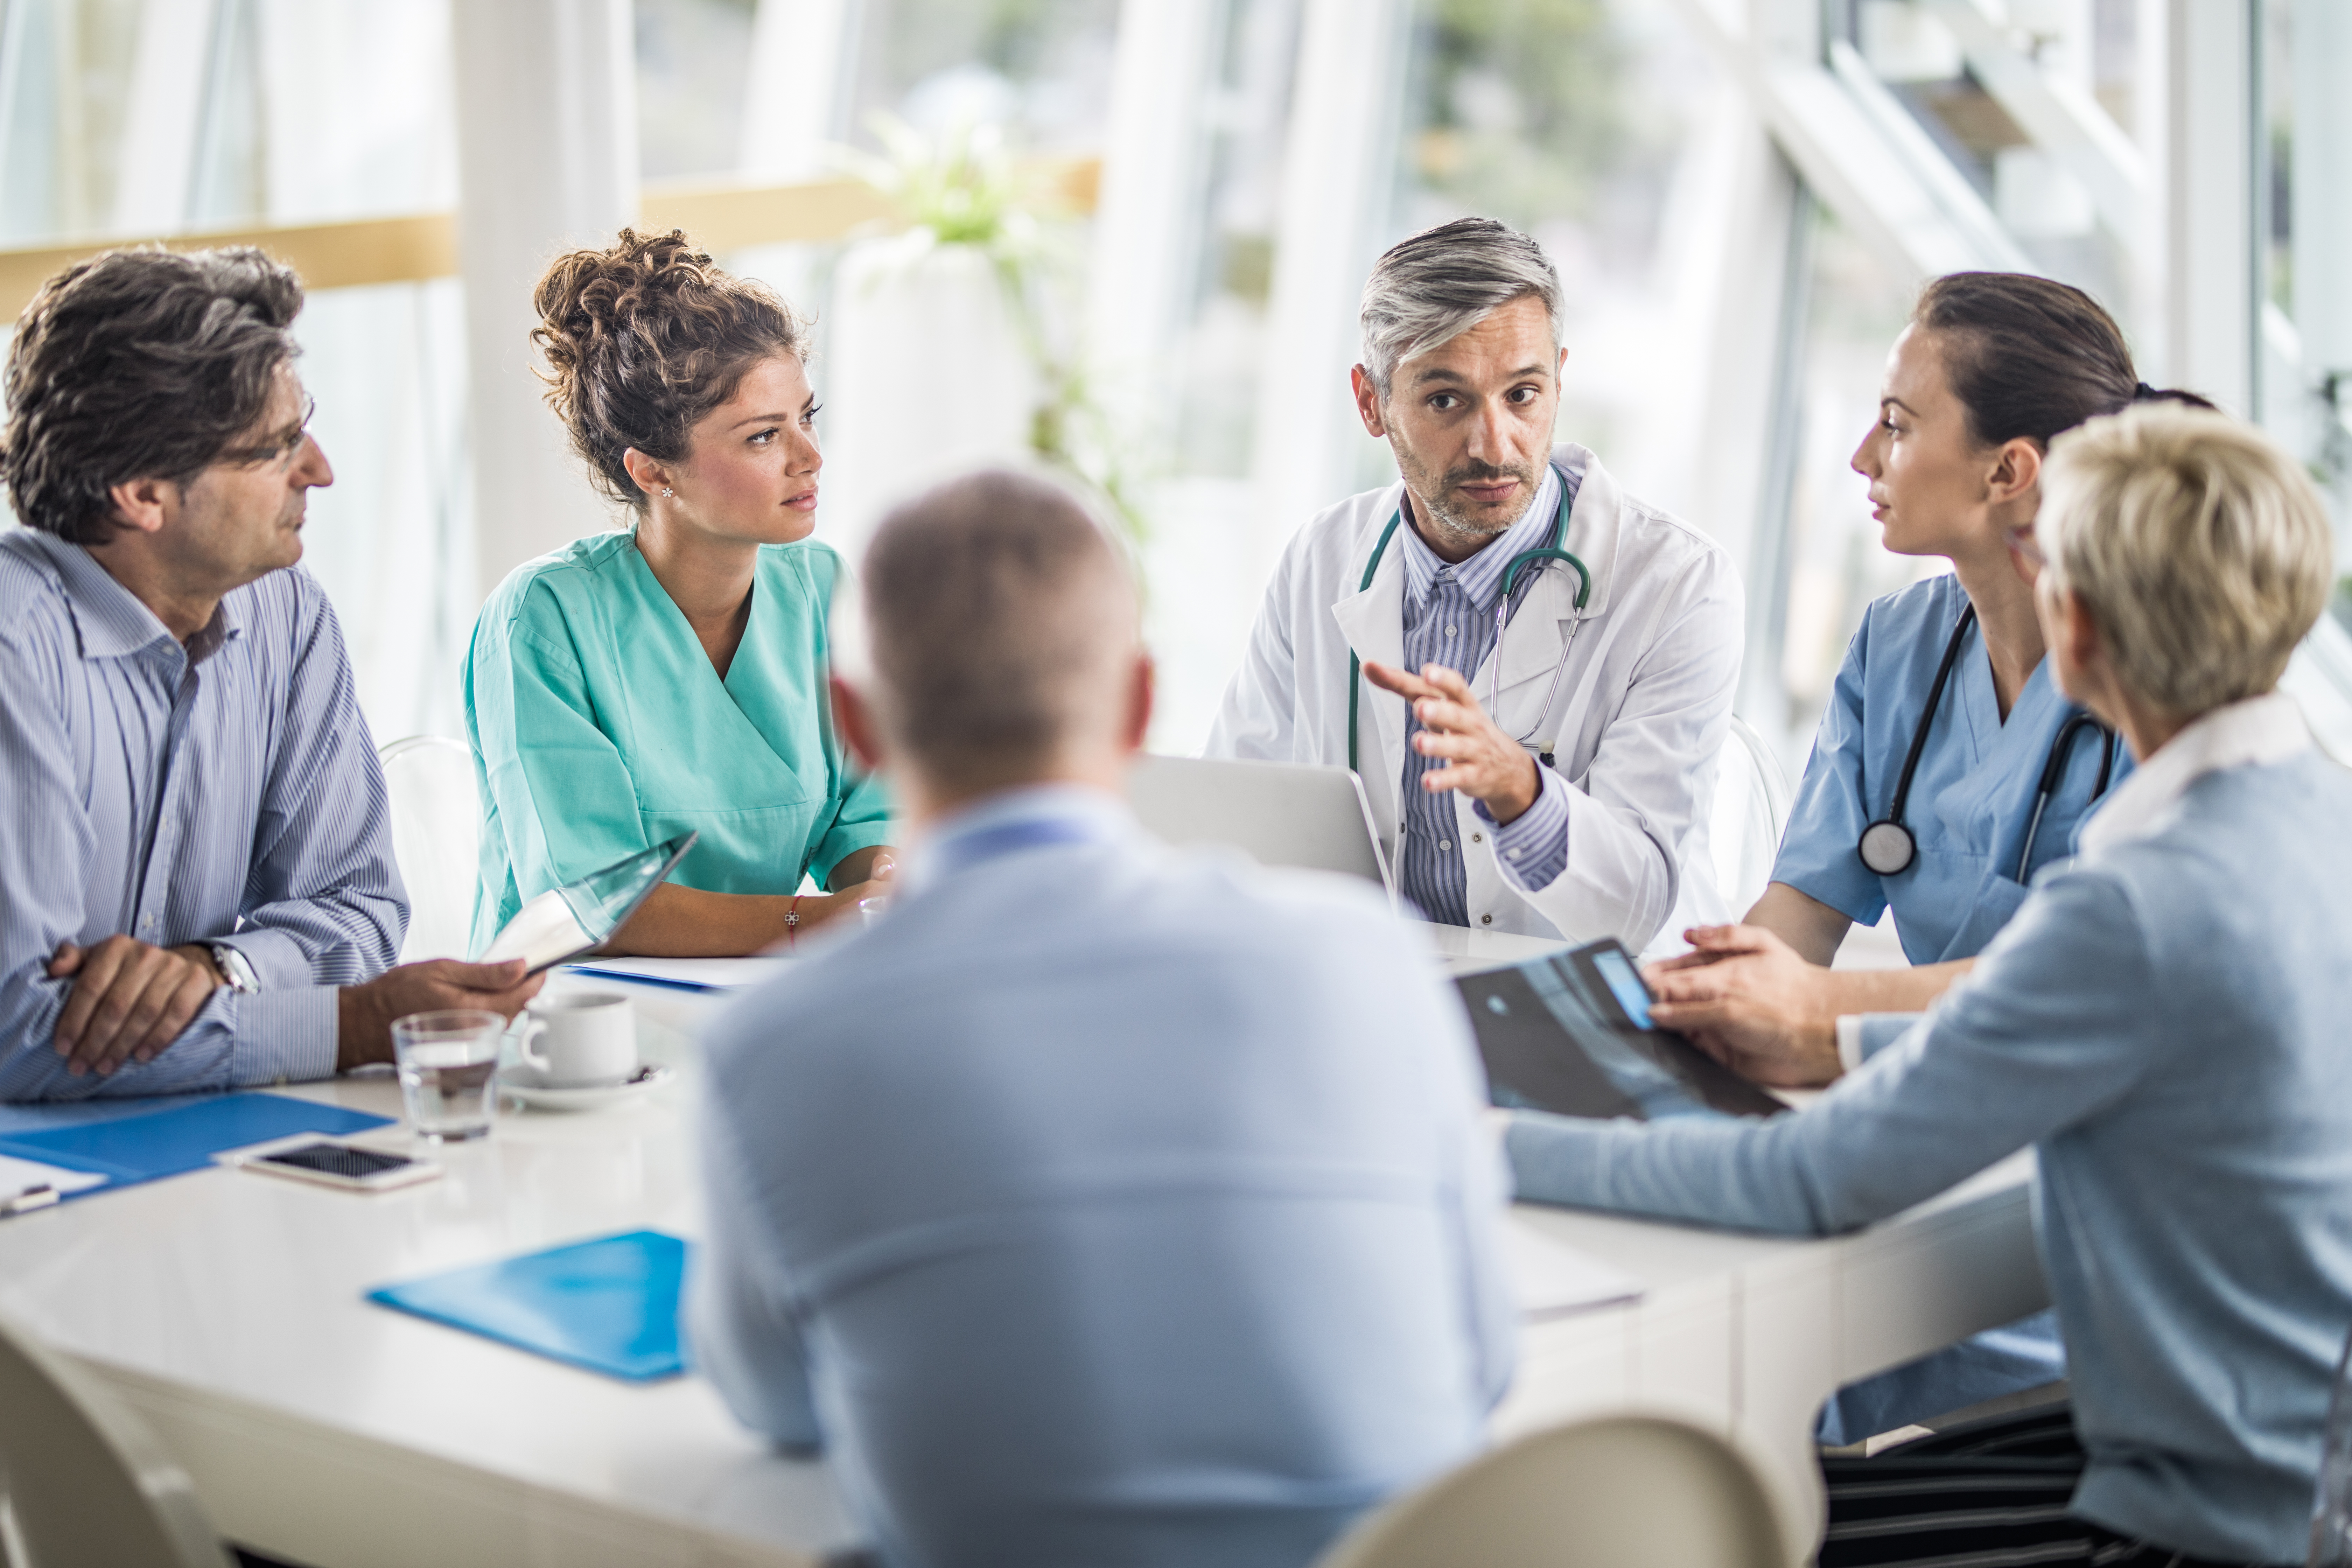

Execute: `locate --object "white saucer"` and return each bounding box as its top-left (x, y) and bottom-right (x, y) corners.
top-left (501, 1063), bottom-right (673, 1113)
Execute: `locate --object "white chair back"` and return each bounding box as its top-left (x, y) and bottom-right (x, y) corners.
top-left (0, 1310), bottom-right (232, 1568)
top-left (1316, 1414), bottom-right (1788, 1568)
top-left (378, 735), bottom-right (483, 962)
top-left (1709, 714), bottom-right (1794, 922)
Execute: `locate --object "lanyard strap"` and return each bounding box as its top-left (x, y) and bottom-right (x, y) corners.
top-left (927, 816), bottom-right (1108, 880)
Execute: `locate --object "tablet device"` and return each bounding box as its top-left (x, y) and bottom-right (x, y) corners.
top-left (477, 833), bottom-right (699, 975)
top-left (1455, 939), bottom-right (1786, 1121)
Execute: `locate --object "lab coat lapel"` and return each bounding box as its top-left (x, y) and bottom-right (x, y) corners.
top-left (1486, 561), bottom-right (1576, 695)
top-left (1556, 443), bottom-right (1624, 617)
top-left (1330, 514), bottom-right (1410, 818)
top-left (1481, 448), bottom-right (1619, 727)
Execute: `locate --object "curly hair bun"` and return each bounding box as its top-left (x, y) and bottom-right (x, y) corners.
top-left (531, 228), bottom-right (805, 506)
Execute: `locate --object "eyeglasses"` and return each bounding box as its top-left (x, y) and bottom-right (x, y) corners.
top-left (217, 397), bottom-right (317, 470)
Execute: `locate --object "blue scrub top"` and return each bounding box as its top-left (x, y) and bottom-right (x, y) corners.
top-left (1772, 573), bottom-right (2132, 965)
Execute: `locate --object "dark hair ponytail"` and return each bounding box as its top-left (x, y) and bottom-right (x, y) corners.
top-left (1912, 273), bottom-right (2211, 450)
top-left (532, 228), bottom-right (806, 508)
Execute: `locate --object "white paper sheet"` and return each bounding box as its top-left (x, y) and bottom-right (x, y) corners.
top-left (561, 957), bottom-right (793, 992)
top-left (0, 1154), bottom-right (109, 1206)
top-left (1503, 1212), bottom-right (1644, 1318)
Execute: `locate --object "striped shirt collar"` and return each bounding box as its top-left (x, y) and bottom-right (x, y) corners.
top-left (1396, 461), bottom-right (1563, 615)
top-left (2077, 691), bottom-right (2312, 855)
top-left (15, 529), bottom-right (247, 661)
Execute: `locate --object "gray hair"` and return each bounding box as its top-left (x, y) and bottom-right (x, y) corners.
top-left (1359, 217), bottom-right (1564, 398)
top-left (2039, 405), bottom-right (2333, 717)
top-left (848, 468), bottom-right (1138, 793)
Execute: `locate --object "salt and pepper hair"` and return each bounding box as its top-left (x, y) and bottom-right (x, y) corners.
top-left (2039, 405), bottom-right (2333, 718)
top-left (1358, 217), bottom-right (1564, 399)
top-left (1, 247), bottom-right (304, 545)
top-left (846, 467), bottom-right (1139, 794)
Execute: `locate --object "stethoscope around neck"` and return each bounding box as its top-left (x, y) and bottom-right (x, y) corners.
top-left (1855, 602), bottom-right (2119, 881)
top-left (1345, 467), bottom-right (1591, 777)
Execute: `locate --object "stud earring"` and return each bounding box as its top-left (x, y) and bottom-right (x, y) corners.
top-left (661, 486), bottom-right (673, 497)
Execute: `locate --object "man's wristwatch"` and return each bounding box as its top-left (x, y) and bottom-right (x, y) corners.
top-left (207, 943), bottom-right (260, 995)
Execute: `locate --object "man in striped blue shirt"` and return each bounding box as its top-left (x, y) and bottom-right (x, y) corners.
top-left (0, 247), bottom-right (541, 1101)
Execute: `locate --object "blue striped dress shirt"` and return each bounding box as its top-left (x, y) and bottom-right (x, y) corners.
top-left (1395, 464), bottom-right (1577, 925)
top-left (0, 530), bottom-right (405, 1101)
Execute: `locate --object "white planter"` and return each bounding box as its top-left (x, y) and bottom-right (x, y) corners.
top-left (816, 231), bottom-right (1041, 567)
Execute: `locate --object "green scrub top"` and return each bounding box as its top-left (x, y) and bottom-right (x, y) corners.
top-left (463, 529), bottom-right (893, 953)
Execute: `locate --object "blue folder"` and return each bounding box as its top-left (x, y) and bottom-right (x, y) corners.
top-left (366, 1230), bottom-right (690, 1382)
top-left (0, 1092), bottom-right (392, 1190)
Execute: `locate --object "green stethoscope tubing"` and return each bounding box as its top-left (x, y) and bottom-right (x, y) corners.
top-left (1345, 472), bottom-right (1592, 776)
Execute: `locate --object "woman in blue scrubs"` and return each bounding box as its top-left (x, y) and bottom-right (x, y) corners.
top-left (466, 231), bottom-right (895, 957)
top-left (1646, 273), bottom-right (2209, 1442)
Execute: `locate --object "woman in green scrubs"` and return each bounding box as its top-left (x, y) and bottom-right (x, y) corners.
top-left (465, 230), bottom-right (895, 957)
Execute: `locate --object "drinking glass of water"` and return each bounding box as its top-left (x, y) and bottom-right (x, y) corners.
top-left (392, 1010), bottom-right (504, 1141)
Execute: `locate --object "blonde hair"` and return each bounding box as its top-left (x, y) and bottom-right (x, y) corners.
top-left (2038, 405), bottom-right (2334, 718)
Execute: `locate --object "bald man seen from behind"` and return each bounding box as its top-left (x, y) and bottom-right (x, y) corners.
top-left (686, 468), bottom-right (1516, 1568)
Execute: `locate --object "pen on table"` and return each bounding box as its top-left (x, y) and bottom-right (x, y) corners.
top-left (1, 1183), bottom-right (59, 1217)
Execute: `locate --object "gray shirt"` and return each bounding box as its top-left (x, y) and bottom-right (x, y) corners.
top-left (1506, 699), bottom-right (2352, 1564)
top-left (688, 786), bottom-right (1514, 1568)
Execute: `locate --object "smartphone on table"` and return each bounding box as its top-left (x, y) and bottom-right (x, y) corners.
top-left (218, 1135), bottom-right (442, 1192)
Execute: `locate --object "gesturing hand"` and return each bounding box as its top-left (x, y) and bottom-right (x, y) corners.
top-left (1362, 660), bottom-right (1540, 824)
top-left (1643, 925), bottom-right (1842, 1087)
top-left (48, 937), bottom-right (224, 1078)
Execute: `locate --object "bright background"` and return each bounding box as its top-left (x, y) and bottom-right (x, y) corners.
top-left (2, 0), bottom-right (2348, 778)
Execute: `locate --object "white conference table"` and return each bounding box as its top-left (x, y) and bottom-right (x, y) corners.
top-left (0, 929), bottom-right (2046, 1568)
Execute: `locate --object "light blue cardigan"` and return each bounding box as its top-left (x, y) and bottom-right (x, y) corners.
top-left (1507, 750), bottom-right (2352, 1564)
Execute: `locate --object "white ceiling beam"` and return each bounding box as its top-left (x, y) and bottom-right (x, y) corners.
top-left (1674, 0), bottom-right (2030, 284)
top-left (1915, 0), bottom-right (2146, 250)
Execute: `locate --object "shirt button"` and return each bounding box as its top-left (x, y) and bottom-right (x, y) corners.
top-left (1481, 914), bottom-right (1493, 925)
top-left (1471, 833), bottom-right (1484, 845)
top-left (1444, 624), bottom-right (1457, 637)
top-left (1508, 848), bottom-right (1522, 860)
top-left (1438, 839), bottom-right (1452, 852)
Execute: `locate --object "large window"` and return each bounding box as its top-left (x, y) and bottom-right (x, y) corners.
top-left (4, 0), bottom-right (2347, 760)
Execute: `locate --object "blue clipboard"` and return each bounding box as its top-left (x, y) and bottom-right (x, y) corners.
top-left (0, 1092), bottom-right (392, 1192)
top-left (366, 1230), bottom-right (690, 1382)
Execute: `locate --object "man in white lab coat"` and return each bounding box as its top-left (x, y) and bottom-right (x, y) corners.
top-left (1208, 218), bottom-right (1742, 953)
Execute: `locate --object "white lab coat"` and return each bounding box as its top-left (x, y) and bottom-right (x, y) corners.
top-left (1206, 443), bottom-right (1741, 954)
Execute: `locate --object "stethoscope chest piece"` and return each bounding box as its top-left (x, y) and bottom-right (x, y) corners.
top-left (1858, 818), bottom-right (1917, 876)
top-left (1849, 600), bottom-right (2119, 884)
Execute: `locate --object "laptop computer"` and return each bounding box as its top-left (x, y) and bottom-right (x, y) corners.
top-left (1124, 754), bottom-right (1397, 910)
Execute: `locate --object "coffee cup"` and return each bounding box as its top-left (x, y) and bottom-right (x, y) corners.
top-left (516, 992), bottom-right (637, 1087)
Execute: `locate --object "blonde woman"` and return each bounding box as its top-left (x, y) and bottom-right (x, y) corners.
top-left (1509, 406), bottom-right (2348, 1568)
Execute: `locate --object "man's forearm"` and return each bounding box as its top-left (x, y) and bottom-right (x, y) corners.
top-left (1822, 959), bottom-right (1973, 1018)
